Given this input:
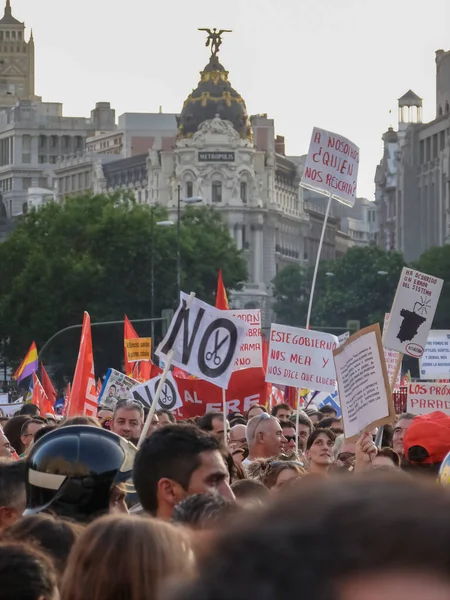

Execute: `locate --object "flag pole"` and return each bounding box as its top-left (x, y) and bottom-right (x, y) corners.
top-left (305, 193), bottom-right (332, 330)
top-left (222, 388), bottom-right (227, 447)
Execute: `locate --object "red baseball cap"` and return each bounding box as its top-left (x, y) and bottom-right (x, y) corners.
top-left (404, 411), bottom-right (450, 465)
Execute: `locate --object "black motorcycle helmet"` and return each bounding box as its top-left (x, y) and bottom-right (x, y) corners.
top-left (24, 425), bottom-right (136, 522)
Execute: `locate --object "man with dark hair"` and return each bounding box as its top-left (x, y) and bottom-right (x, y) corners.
top-left (198, 412), bottom-right (229, 442)
top-left (280, 420), bottom-right (297, 453)
top-left (0, 461), bottom-right (26, 529)
top-left (19, 404), bottom-right (40, 417)
top-left (111, 399), bottom-right (145, 445)
top-left (179, 475), bottom-right (450, 600)
top-left (156, 409), bottom-right (176, 426)
top-left (318, 416), bottom-right (342, 432)
top-left (133, 424), bottom-right (234, 519)
top-left (20, 419), bottom-right (45, 456)
top-left (306, 428), bottom-right (336, 475)
top-left (289, 413), bottom-right (314, 452)
top-left (393, 413), bottom-right (415, 458)
top-left (271, 403), bottom-right (292, 421)
top-left (319, 404), bottom-right (338, 418)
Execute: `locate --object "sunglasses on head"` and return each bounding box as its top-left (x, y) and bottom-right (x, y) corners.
top-left (252, 412), bottom-right (270, 440)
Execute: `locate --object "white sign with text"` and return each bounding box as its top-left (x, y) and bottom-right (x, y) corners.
top-left (407, 382), bottom-right (450, 416)
top-left (333, 326), bottom-right (394, 441)
top-left (300, 127), bottom-right (359, 207)
top-left (419, 330), bottom-right (450, 380)
top-left (266, 324), bottom-right (338, 393)
top-left (383, 268), bottom-right (443, 358)
top-left (227, 309), bottom-right (263, 370)
top-left (156, 293), bottom-right (248, 389)
top-left (130, 372), bottom-right (183, 412)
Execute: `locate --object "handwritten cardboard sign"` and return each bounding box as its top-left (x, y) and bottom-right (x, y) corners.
top-left (227, 309), bottom-right (263, 370)
top-left (266, 324), bottom-right (338, 393)
top-left (383, 268), bottom-right (443, 358)
top-left (333, 324), bottom-right (395, 442)
top-left (407, 382), bottom-right (450, 416)
top-left (125, 338), bottom-right (152, 362)
top-left (419, 330), bottom-right (450, 380)
top-left (300, 127), bottom-right (359, 207)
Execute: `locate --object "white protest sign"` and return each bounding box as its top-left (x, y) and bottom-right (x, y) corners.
top-left (407, 382), bottom-right (450, 416)
top-left (419, 331), bottom-right (450, 380)
top-left (300, 127), bottom-right (359, 207)
top-left (0, 402), bottom-right (23, 417)
top-left (338, 332), bottom-right (350, 346)
top-left (99, 369), bottom-right (139, 409)
top-left (383, 313), bottom-right (402, 390)
top-left (156, 292), bottom-right (248, 389)
top-left (130, 372), bottom-right (182, 412)
top-left (383, 268), bottom-right (443, 358)
top-left (227, 309), bottom-right (262, 370)
top-left (333, 325), bottom-right (395, 442)
top-left (266, 324), bottom-right (339, 393)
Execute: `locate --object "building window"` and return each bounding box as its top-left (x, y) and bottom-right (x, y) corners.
top-left (186, 181), bottom-right (193, 198)
top-left (212, 181), bottom-right (222, 203)
top-left (240, 181), bottom-right (247, 203)
top-left (39, 177), bottom-right (47, 188)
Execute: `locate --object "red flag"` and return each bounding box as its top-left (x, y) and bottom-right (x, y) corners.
top-left (96, 378), bottom-right (102, 397)
top-left (69, 312), bottom-right (97, 418)
top-left (40, 363), bottom-right (56, 408)
top-left (215, 269), bottom-right (229, 310)
top-left (32, 373), bottom-right (55, 417)
top-left (124, 315), bottom-right (139, 376)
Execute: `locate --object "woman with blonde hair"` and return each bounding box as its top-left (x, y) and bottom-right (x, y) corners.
top-left (60, 514), bottom-right (194, 600)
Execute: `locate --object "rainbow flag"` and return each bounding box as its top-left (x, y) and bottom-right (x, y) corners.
top-left (14, 342), bottom-right (39, 383)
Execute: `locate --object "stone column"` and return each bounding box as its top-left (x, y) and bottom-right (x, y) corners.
top-left (253, 225), bottom-right (263, 284)
top-left (236, 225), bottom-right (243, 250)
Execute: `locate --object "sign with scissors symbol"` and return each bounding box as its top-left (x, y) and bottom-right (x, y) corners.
top-left (206, 330), bottom-right (229, 366)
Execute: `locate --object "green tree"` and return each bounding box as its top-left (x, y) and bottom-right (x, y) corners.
top-left (0, 193), bottom-right (246, 381)
top-left (273, 247), bottom-right (405, 330)
top-left (414, 245), bottom-right (450, 329)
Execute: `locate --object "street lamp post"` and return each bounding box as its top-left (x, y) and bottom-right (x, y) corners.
top-left (176, 184), bottom-right (202, 299)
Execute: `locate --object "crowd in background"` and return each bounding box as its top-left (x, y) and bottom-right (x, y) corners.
top-left (0, 398), bottom-right (449, 600)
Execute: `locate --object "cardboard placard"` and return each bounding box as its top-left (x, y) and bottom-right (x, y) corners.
top-left (333, 324), bottom-right (395, 442)
top-left (125, 338), bottom-right (152, 362)
top-left (99, 369), bottom-right (139, 409)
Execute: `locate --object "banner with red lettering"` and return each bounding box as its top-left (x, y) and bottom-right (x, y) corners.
top-left (69, 312), bottom-right (98, 418)
top-left (300, 127), bottom-right (359, 207)
top-left (267, 324), bottom-right (339, 393)
top-left (175, 367), bottom-right (268, 419)
top-left (407, 382), bottom-right (450, 416)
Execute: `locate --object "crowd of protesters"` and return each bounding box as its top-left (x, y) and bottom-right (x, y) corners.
top-left (0, 397), bottom-right (450, 600)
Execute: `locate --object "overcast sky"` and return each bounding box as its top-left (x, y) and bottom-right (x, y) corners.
top-left (10, 0), bottom-right (450, 199)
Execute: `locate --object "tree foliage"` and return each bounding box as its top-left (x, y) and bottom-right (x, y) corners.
top-left (413, 245), bottom-right (450, 329)
top-left (0, 193), bottom-right (247, 379)
top-left (273, 247), bottom-right (405, 331)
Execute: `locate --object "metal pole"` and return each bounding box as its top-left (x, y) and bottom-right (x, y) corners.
top-left (305, 193), bottom-right (332, 329)
top-left (39, 318), bottom-right (164, 362)
top-left (176, 184), bottom-right (181, 300)
top-left (150, 209), bottom-right (155, 356)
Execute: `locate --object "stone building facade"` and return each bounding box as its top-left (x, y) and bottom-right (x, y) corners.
top-left (375, 49), bottom-right (450, 262)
